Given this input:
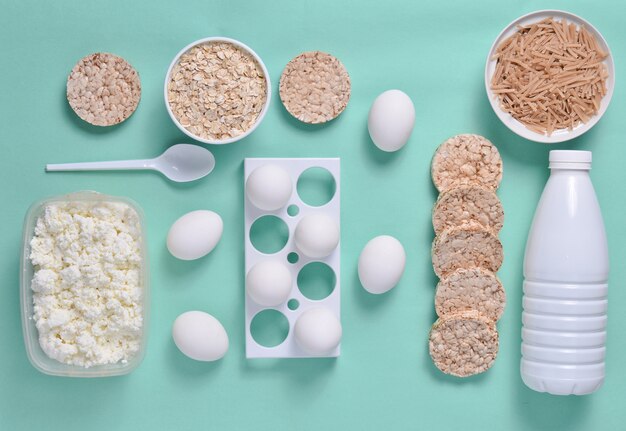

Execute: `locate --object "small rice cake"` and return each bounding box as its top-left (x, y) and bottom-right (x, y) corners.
top-left (432, 185), bottom-right (504, 235)
top-left (432, 222), bottom-right (503, 278)
top-left (279, 51), bottom-right (351, 124)
top-left (429, 310), bottom-right (499, 377)
top-left (67, 52), bottom-right (141, 126)
top-left (435, 267), bottom-right (505, 322)
top-left (431, 134), bottom-right (502, 192)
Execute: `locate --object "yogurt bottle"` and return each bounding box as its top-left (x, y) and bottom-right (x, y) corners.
top-left (521, 150), bottom-right (609, 395)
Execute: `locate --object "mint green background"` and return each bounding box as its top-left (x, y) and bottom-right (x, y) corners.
top-left (1, 0), bottom-right (624, 429)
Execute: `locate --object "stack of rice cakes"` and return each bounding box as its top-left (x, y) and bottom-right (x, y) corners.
top-left (428, 134), bottom-right (505, 377)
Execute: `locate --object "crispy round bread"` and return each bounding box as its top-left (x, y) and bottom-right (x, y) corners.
top-left (435, 267), bottom-right (505, 322)
top-left (433, 185), bottom-right (504, 235)
top-left (431, 134), bottom-right (502, 192)
top-left (67, 53), bottom-right (141, 126)
top-left (432, 222), bottom-right (503, 278)
top-left (429, 310), bottom-right (499, 377)
top-left (279, 51), bottom-right (351, 124)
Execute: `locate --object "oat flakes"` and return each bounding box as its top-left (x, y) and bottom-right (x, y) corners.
top-left (167, 41), bottom-right (267, 141)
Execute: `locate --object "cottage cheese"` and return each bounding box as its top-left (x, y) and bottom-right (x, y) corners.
top-left (29, 200), bottom-right (144, 368)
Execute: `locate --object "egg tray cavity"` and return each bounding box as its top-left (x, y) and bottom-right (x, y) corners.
top-left (244, 158), bottom-right (340, 358)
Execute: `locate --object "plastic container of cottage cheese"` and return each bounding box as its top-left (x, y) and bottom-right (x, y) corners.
top-left (20, 191), bottom-right (149, 377)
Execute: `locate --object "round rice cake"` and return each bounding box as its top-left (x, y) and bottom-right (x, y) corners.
top-left (435, 267), bottom-right (505, 322)
top-left (432, 222), bottom-right (503, 278)
top-left (429, 310), bottom-right (499, 377)
top-left (431, 134), bottom-right (502, 192)
top-left (67, 52), bottom-right (141, 126)
top-left (279, 51), bottom-right (351, 124)
top-left (432, 185), bottom-right (504, 235)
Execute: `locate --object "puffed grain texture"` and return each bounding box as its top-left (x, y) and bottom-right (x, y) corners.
top-left (435, 267), bottom-right (506, 322)
top-left (431, 134), bottom-right (502, 192)
top-left (279, 51), bottom-right (350, 124)
top-left (67, 53), bottom-right (141, 126)
top-left (433, 185), bottom-right (504, 235)
top-left (429, 310), bottom-right (499, 377)
top-left (432, 222), bottom-right (503, 278)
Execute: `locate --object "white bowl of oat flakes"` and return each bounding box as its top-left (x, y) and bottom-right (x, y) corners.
top-left (165, 37), bottom-right (271, 145)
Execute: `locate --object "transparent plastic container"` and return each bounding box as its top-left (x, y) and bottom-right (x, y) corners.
top-left (20, 191), bottom-right (150, 377)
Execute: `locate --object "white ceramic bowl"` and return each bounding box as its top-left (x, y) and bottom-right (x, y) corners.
top-left (485, 10), bottom-right (615, 144)
top-left (164, 37), bottom-right (271, 145)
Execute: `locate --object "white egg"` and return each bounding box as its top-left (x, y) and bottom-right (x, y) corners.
top-left (246, 261), bottom-right (293, 306)
top-left (172, 311), bottom-right (229, 361)
top-left (167, 210), bottom-right (223, 260)
top-left (358, 235), bottom-right (406, 294)
top-left (294, 307), bottom-right (342, 355)
top-left (294, 214), bottom-right (339, 258)
top-left (368, 89), bottom-right (415, 152)
top-left (246, 164), bottom-right (293, 211)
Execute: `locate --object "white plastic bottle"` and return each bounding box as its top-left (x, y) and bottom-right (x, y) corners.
top-left (521, 150), bottom-right (609, 396)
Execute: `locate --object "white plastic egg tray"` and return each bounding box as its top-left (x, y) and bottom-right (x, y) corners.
top-left (244, 158), bottom-right (340, 358)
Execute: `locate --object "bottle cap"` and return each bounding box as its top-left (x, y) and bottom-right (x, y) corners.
top-left (549, 150), bottom-right (592, 170)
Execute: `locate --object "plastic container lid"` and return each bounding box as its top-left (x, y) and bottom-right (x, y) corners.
top-left (549, 150), bottom-right (592, 169)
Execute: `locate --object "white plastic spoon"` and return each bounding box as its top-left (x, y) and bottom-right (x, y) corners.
top-left (46, 144), bottom-right (215, 183)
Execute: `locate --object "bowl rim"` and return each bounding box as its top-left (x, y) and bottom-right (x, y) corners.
top-left (164, 36), bottom-right (272, 145)
top-left (20, 191), bottom-right (150, 377)
top-left (484, 9), bottom-right (615, 144)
